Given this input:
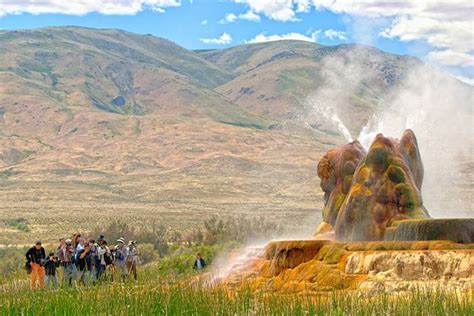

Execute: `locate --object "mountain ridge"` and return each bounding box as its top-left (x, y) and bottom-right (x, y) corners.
top-left (0, 26), bottom-right (472, 243)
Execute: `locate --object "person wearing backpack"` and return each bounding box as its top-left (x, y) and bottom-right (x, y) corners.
top-left (25, 240), bottom-right (46, 289)
top-left (114, 238), bottom-right (128, 281)
top-left (56, 238), bottom-right (77, 287)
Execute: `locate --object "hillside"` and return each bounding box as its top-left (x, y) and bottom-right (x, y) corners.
top-left (0, 26), bottom-right (265, 127)
top-left (0, 27), bottom-right (472, 245)
top-left (201, 41), bottom-right (424, 136)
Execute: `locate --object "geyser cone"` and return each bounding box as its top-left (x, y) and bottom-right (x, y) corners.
top-left (316, 129), bottom-right (430, 241)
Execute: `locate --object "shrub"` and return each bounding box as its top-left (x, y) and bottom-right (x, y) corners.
top-left (7, 217), bottom-right (30, 232)
top-left (137, 243), bottom-right (158, 265)
top-left (0, 247), bottom-right (26, 279)
top-left (202, 215), bottom-right (283, 245)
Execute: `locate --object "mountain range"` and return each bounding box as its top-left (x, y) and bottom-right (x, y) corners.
top-left (0, 26), bottom-right (471, 244)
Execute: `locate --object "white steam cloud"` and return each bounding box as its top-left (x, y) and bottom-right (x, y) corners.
top-left (358, 66), bottom-right (473, 217)
top-left (305, 46), bottom-right (473, 218)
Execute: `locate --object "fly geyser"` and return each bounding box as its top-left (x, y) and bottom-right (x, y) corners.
top-left (316, 129), bottom-right (473, 243)
top-left (316, 129), bottom-right (430, 241)
top-left (222, 130), bottom-right (473, 294)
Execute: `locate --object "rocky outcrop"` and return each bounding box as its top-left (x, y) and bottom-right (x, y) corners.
top-left (345, 250), bottom-right (473, 279)
top-left (316, 141), bottom-right (366, 235)
top-left (316, 129), bottom-right (431, 241)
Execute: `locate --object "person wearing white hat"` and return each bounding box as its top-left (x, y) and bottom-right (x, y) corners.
top-left (114, 237), bottom-right (128, 281)
top-left (126, 241), bottom-right (140, 281)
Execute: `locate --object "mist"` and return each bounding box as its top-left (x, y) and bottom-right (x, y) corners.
top-left (304, 46), bottom-right (474, 218)
top-left (358, 66), bottom-right (473, 217)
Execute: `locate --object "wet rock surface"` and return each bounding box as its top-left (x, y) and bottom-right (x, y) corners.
top-left (385, 218), bottom-right (474, 243)
top-left (316, 129), bottom-right (432, 241)
top-left (316, 141), bottom-right (366, 234)
top-left (222, 240), bottom-right (474, 294)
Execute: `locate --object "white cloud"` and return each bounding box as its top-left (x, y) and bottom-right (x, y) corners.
top-left (247, 28), bottom-right (348, 44)
top-left (219, 10), bottom-right (261, 24)
top-left (239, 10), bottom-right (260, 22)
top-left (323, 29), bottom-right (347, 40)
top-left (304, 1), bottom-right (474, 69)
top-left (200, 19), bottom-right (208, 25)
top-left (233, 0), bottom-right (298, 22)
top-left (200, 33), bottom-right (232, 45)
top-left (247, 31), bottom-right (319, 44)
top-left (0, 0), bottom-right (181, 16)
top-left (427, 50), bottom-right (474, 67)
top-left (234, 1), bottom-right (474, 70)
top-left (219, 13), bottom-right (237, 24)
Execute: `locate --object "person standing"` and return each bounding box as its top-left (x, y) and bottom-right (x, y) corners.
top-left (193, 253), bottom-right (206, 271)
top-left (75, 243), bottom-right (93, 286)
top-left (25, 240), bottom-right (46, 289)
top-left (56, 238), bottom-right (77, 287)
top-left (76, 237), bottom-right (85, 252)
top-left (88, 239), bottom-right (99, 284)
top-left (126, 241), bottom-right (140, 281)
top-left (44, 252), bottom-right (60, 289)
top-left (114, 238), bottom-right (128, 281)
top-left (96, 238), bottom-right (111, 281)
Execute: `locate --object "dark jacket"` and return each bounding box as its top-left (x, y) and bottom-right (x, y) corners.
top-left (193, 258), bottom-right (206, 270)
top-left (75, 249), bottom-right (93, 272)
top-left (25, 247), bottom-right (46, 265)
top-left (44, 258), bottom-right (60, 275)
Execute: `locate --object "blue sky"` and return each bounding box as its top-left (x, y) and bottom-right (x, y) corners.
top-left (0, 0), bottom-right (472, 84)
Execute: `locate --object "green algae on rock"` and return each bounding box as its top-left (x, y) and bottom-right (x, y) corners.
top-left (317, 129), bottom-right (431, 241)
top-left (385, 218), bottom-right (474, 243)
top-left (316, 141), bottom-right (366, 235)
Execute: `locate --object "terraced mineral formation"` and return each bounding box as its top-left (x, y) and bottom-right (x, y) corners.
top-left (222, 240), bottom-right (474, 294)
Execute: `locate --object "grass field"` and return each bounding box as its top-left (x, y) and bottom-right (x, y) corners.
top-left (1, 263), bottom-right (472, 316)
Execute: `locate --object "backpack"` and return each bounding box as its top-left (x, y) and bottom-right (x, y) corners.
top-left (25, 261), bottom-right (32, 274)
top-left (104, 252), bottom-right (113, 266)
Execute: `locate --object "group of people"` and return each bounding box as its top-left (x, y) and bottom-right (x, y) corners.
top-left (25, 234), bottom-right (140, 289)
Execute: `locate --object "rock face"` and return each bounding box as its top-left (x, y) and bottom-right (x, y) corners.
top-left (345, 250), bottom-right (473, 280)
top-left (317, 129), bottom-right (430, 241)
top-left (316, 141), bottom-right (366, 235)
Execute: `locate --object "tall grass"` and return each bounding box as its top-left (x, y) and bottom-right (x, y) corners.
top-left (1, 264), bottom-right (472, 315)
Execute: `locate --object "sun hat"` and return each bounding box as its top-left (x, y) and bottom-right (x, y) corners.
top-left (117, 237), bottom-right (125, 243)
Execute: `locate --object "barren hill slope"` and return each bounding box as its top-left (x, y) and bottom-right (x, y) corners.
top-left (200, 41), bottom-right (426, 136)
top-left (0, 27), bottom-right (471, 245)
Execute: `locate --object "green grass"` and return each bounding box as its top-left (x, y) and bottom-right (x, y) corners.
top-left (1, 264), bottom-right (472, 316)
top-left (0, 243), bottom-right (472, 315)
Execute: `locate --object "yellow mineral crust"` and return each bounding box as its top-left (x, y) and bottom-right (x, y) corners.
top-left (223, 240), bottom-right (474, 295)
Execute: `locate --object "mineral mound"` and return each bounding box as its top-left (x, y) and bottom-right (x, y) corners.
top-left (316, 140), bottom-right (366, 235)
top-left (221, 129), bottom-right (473, 295)
top-left (317, 129), bottom-right (430, 241)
